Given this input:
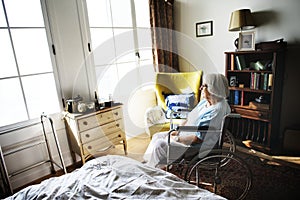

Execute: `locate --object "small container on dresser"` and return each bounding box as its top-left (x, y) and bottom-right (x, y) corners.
top-left (63, 105), bottom-right (127, 164)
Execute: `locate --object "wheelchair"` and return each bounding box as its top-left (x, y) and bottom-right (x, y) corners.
top-left (165, 112), bottom-right (252, 200)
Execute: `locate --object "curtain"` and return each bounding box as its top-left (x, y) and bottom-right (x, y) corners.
top-left (149, 0), bottom-right (179, 72)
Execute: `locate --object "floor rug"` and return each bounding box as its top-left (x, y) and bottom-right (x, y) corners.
top-left (169, 150), bottom-right (300, 200)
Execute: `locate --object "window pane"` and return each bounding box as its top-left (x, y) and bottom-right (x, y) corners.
top-left (90, 28), bottom-right (116, 66)
top-left (134, 0), bottom-right (150, 28)
top-left (117, 62), bottom-right (137, 81)
top-left (0, 78), bottom-right (28, 126)
top-left (96, 65), bottom-right (118, 101)
top-left (86, 0), bottom-right (112, 27)
top-left (116, 62), bottom-right (139, 97)
top-left (0, 30), bottom-right (18, 78)
top-left (139, 60), bottom-right (155, 83)
top-left (22, 74), bottom-right (60, 119)
top-left (11, 29), bottom-right (52, 75)
top-left (4, 0), bottom-right (44, 27)
top-left (0, 4), bottom-right (6, 27)
top-left (139, 49), bottom-right (153, 61)
top-left (110, 0), bottom-right (132, 27)
top-left (114, 28), bottom-right (135, 63)
top-left (137, 28), bottom-right (152, 60)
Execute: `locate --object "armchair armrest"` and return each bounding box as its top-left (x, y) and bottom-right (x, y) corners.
top-left (144, 106), bottom-right (168, 136)
top-left (144, 106), bottom-right (167, 126)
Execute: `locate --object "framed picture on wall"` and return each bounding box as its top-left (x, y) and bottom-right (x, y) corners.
top-left (238, 31), bottom-right (255, 51)
top-left (196, 21), bottom-right (213, 37)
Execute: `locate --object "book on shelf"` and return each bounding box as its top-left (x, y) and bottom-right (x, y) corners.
top-left (268, 74), bottom-right (273, 90)
top-left (229, 90), bottom-right (239, 105)
top-left (235, 55), bottom-right (246, 70)
top-left (255, 73), bottom-right (260, 89)
top-left (263, 73), bottom-right (268, 90)
top-left (250, 72), bottom-right (270, 90)
top-left (240, 90), bottom-right (244, 106)
top-left (234, 90), bottom-right (240, 105)
top-left (260, 73), bottom-right (269, 90)
top-left (230, 54), bottom-right (235, 70)
top-left (250, 72), bottom-right (255, 89)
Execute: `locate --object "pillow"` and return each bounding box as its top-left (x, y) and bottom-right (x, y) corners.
top-left (165, 93), bottom-right (195, 119)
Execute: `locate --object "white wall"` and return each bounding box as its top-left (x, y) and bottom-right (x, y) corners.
top-left (175, 0), bottom-right (300, 73)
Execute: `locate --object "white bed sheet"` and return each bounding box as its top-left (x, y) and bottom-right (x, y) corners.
top-left (6, 155), bottom-right (226, 199)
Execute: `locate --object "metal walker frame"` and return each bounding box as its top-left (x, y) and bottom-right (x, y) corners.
top-left (0, 114), bottom-right (67, 196)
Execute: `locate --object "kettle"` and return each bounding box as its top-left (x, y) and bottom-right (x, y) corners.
top-left (66, 95), bottom-right (83, 113)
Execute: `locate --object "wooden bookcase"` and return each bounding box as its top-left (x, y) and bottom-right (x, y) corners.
top-left (225, 47), bottom-right (286, 154)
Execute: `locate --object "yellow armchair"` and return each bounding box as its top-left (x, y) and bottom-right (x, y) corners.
top-left (145, 71), bottom-right (203, 138)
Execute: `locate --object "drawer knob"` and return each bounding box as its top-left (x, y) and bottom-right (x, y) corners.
top-left (83, 121), bottom-right (88, 126)
top-left (118, 134), bottom-right (121, 137)
top-left (114, 112), bottom-right (119, 116)
top-left (85, 134), bottom-right (90, 138)
top-left (88, 146), bottom-right (92, 149)
top-left (258, 113), bottom-right (263, 117)
top-left (116, 124), bottom-right (119, 127)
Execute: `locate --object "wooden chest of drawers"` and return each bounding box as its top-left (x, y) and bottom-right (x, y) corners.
top-left (64, 105), bottom-right (127, 164)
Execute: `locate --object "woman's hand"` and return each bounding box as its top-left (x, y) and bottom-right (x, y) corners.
top-left (170, 135), bottom-right (180, 143)
top-left (170, 131), bottom-right (179, 136)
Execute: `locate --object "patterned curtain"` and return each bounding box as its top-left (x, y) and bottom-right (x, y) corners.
top-left (149, 0), bottom-right (179, 72)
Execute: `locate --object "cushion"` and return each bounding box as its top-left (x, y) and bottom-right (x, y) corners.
top-left (165, 93), bottom-right (195, 119)
top-left (155, 71), bottom-right (202, 110)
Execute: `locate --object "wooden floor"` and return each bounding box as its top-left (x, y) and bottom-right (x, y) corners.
top-left (101, 133), bottom-right (151, 162)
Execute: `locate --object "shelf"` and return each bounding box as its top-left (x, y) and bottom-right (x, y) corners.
top-left (230, 104), bottom-right (270, 112)
top-left (225, 50), bottom-right (277, 54)
top-left (225, 45), bottom-right (286, 154)
top-left (227, 70), bottom-right (272, 73)
top-left (229, 87), bottom-right (272, 94)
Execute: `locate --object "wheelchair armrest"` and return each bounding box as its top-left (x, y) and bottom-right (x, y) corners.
top-left (167, 126), bottom-right (217, 144)
top-left (176, 125), bottom-right (210, 132)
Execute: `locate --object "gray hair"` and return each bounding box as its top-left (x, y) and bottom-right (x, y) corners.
top-left (203, 73), bottom-right (229, 99)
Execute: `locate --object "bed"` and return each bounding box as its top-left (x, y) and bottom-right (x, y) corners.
top-left (5, 155), bottom-right (226, 199)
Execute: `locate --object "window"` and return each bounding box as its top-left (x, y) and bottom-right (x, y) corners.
top-left (85, 0), bottom-right (153, 101)
top-left (0, 0), bottom-right (60, 127)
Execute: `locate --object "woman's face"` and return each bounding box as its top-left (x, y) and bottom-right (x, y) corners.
top-left (200, 84), bottom-right (210, 99)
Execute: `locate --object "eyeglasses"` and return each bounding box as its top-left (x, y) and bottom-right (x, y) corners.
top-left (200, 84), bottom-right (208, 90)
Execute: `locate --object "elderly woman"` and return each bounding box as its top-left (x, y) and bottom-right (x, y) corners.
top-left (143, 73), bottom-right (231, 168)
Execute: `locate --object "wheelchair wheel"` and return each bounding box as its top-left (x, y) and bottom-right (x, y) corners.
top-left (186, 150), bottom-right (252, 200)
top-left (223, 129), bottom-right (236, 153)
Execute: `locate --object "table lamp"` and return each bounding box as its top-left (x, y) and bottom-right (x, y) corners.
top-left (229, 9), bottom-right (255, 49)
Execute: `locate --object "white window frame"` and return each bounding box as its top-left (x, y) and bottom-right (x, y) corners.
top-left (0, 0), bottom-right (62, 131)
top-left (81, 0), bottom-right (154, 102)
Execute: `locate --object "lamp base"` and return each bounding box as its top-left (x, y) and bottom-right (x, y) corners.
top-left (234, 38), bottom-right (239, 49)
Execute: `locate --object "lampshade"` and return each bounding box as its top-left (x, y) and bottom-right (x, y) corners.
top-left (229, 9), bottom-right (255, 31)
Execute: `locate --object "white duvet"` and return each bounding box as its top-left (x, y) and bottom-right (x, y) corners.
top-left (6, 155), bottom-right (226, 199)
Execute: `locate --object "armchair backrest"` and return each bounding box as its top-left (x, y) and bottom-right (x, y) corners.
top-left (155, 71), bottom-right (203, 110)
